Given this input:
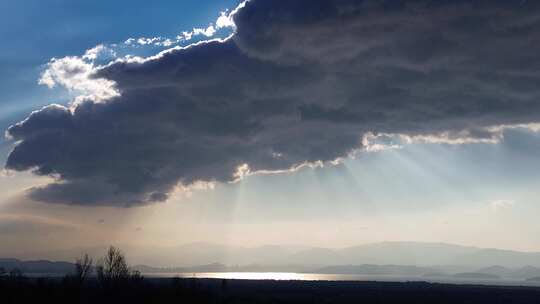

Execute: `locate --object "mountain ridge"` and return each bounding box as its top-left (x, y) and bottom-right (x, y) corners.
top-left (6, 241), bottom-right (540, 270)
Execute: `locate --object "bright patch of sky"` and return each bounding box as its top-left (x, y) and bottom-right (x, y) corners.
top-left (0, 0), bottom-right (238, 124)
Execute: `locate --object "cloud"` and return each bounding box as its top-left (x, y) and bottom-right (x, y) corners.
top-left (490, 200), bottom-right (516, 212)
top-left (82, 44), bottom-right (116, 61)
top-left (216, 11), bottom-right (236, 29)
top-left (6, 0), bottom-right (540, 206)
top-left (123, 9), bottom-right (237, 48)
top-left (38, 55), bottom-right (119, 102)
top-left (192, 25), bottom-right (217, 38)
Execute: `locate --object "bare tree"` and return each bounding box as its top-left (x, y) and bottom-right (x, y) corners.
top-left (96, 246), bottom-right (130, 283)
top-left (9, 268), bottom-right (24, 281)
top-left (75, 253), bottom-right (93, 282)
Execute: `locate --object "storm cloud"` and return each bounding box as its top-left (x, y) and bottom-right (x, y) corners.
top-left (5, 0), bottom-right (540, 206)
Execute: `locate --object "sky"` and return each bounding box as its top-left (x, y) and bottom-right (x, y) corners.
top-left (1, 0), bottom-right (540, 264)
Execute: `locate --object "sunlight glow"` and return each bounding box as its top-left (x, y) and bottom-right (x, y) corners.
top-left (186, 272), bottom-right (306, 280)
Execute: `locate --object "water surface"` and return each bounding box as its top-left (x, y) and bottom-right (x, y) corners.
top-left (143, 272), bottom-right (540, 287)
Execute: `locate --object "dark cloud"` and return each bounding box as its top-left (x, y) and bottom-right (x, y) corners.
top-left (5, 0), bottom-right (540, 206)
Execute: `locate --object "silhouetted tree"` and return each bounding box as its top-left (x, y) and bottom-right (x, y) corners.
top-left (9, 268), bottom-right (24, 281)
top-left (96, 246), bottom-right (143, 288)
top-left (130, 269), bottom-right (144, 285)
top-left (97, 246), bottom-right (130, 283)
top-left (75, 253), bottom-right (93, 283)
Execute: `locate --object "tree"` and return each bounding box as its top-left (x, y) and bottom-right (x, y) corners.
top-left (75, 253), bottom-right (93, 283)
top-left (9, 268), bottom-right (24, 281)
top-left (96, 246), bottom-right (143, 285)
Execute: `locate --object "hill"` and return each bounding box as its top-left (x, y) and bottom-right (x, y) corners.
top-left (0, 258), bottom-right (73, 274)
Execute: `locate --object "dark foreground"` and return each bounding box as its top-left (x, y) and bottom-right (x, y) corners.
top-left (2, 277), bottom-right (540, 304)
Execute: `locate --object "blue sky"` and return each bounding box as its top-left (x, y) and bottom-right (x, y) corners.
top-left (1, 0), bottom-right (540, 260)
top-left (0, 0), bottom-right (237, 123)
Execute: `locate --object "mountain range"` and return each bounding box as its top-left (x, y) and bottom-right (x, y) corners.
top-left (4, 242), bottom-right (540, 276)
top-left (0, 258), bottom-right (73, 274)
top-left (124, 242), bottom-right (540, 269)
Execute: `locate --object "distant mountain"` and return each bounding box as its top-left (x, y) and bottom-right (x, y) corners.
top-left (288, 248), bottom-right (342, 265)
top-left (127, 243), bottom-right (307, 267)
top-left (338, 242), bottom-right (479, 266)
top-left (511, 266), bottom-right (540, 279)
top-left (475, 265), bottom-right (512, 277)
top-left (453, 249), bottom-right (540, 268)
top-left (134, 262), bottom-right (228, 274)
top-left (20, 241), bottom-right (540, 269)
top-left (315, 264), bottom-right (436, 276)
top-left (451, 272), bottom-right (500, 280)
top-left (422, 272), bottom-right (450, 278)
top-left (2, 255), bottom-right (540, 280)
top-left (285, 242), bottom-right (540, 268)
top-left (526, 276), bottom-right (540, 282)
top-left (133, 263), bottom-right (311, 274)
top-left (0, 258), bottom-right (74, 274)
top-left (477, 265), bottom-right (540, 279)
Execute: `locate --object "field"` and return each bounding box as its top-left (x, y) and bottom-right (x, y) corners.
top-left (2, 277), bottom-right (540, 304)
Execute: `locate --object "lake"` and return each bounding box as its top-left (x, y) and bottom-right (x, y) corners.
top-left (142, 272), bottom-right (540, 287)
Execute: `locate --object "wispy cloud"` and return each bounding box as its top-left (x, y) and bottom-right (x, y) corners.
top-left (490, 200), bottom-right (516, 212)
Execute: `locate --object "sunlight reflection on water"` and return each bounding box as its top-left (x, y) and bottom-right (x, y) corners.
top-left (186, 272), bottom-right (309, 280)
top-left (148, 272), bottom-right (342, 281)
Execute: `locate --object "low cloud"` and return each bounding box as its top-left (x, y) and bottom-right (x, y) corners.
top-left (490, 200), bottom-right (516, 212)
top-left (5, 0), bottom-right (540, 206)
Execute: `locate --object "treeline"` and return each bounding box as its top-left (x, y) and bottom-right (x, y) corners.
top-left (70, 246), bottom-right (142, 284)
top-left (0, 246), bottom-right (141, 284)
top-left (0, 246), bottom-right (217, 304)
